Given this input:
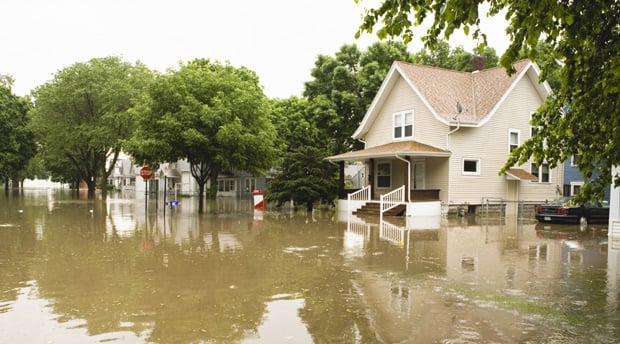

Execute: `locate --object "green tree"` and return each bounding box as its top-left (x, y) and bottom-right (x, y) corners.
top-left (30, 56), bottom-right (153, 197)
top-left (127, 59), bottom-right (276, 212)
top-left (304, 41), bottom-right (412, 155)
top-left (15, 152), bottom-right (48, 188)
top-left (356, 0), bottom-right (620, 203)
top-left (267, 97), bottom-right (337, 211)
top-left (0, 81), bottom-right (36, 190)
top-left (412, 39), bottom-right (498, 71)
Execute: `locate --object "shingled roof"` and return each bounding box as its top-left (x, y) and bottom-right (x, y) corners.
top-left (395, 59), bottom-right (531, 123)
top-left (353, 59), bottom-right (548, 139)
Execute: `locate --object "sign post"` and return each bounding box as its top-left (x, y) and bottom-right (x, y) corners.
top-left (140, 166), bottom-right (153, 197)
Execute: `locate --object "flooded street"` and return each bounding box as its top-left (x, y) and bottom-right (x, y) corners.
top-left (1, 190), bottom-right (619, 343)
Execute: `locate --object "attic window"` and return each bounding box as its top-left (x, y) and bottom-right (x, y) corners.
top-left (393, 111), bottom-right (413, 139)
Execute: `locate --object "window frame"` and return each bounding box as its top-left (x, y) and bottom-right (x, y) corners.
top-left (245, 178), bottom-right (256, 193)
top-left (218, 179), bottom-right (236, 192)
top-left (462, 158), bottom-right (480, 176)
top-left (530, 162), bottom-right (551, 183)
top-left (509, 129), bottom-right (520, 153)
top-left (376, 161), bottom-right (392, 189)
top-left (393, 110), bottom-right (414, 140)
top-left (570, 181), bottom-right (584, 196)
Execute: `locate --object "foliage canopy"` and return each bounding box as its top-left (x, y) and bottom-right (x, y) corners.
top-left (267, 97), bottom-right (337, 211)
top-left (127, 59), bottom-right (276, 211)
top-left (0, 83), bottom-right (35, 187)
top-left (30, 56), bottom-right (153, 195)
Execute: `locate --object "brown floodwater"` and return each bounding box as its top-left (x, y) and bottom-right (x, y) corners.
top-left (0, 189), bottom-right (619, 343)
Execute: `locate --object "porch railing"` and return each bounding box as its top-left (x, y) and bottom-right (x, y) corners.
top-left (380, 220), bottom-right (405, 246)
top-left (380, 185), bottom-right (405, 220)
top-left (348, 184), bottom-right (371, 202)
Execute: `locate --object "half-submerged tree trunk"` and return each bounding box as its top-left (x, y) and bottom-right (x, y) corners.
top-left (190, 161), bottom-right (215, 213)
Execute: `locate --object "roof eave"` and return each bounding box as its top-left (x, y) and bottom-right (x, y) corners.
top-left (325, 151), bottom-right (451, 162)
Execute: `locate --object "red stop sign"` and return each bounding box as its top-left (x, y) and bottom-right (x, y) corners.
top-left (140, 166), bottom-right (153, 180)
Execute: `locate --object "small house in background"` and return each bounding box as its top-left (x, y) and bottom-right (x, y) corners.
top-left (108, 156), bottom-right (267, 199)
top-left (216, 168), bottom-right (269, 199)
top-left (563, 155), bottom-right (611, 200)
top-left (327, 59), bottom-right (561, 217)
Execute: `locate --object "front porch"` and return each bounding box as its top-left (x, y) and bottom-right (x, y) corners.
top-left (341, 185), bottom-right (442, 218)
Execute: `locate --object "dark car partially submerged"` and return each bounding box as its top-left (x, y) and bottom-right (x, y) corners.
top-left (535, 197), bottom-right (609, 226)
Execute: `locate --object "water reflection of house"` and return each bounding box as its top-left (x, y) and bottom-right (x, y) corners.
top-left (342, 213), bottom-right (614, 342)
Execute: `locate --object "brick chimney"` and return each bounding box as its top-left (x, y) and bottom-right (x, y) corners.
top-left (472, 55), bottom-right (485, 71)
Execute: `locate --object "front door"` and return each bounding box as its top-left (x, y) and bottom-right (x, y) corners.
top-left (412, 159), bottom-right (425, 189)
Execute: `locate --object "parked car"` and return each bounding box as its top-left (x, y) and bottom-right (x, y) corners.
top-left (535, 197), bottom-right (609, 226)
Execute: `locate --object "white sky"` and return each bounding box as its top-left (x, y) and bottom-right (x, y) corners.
top-left (1, 0), bottom-right (510, 99)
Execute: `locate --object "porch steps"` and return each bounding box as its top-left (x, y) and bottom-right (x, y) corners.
top-left (353, 202), bottom-right (406, 216)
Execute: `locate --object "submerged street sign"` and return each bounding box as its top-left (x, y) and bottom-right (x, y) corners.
top-left (140, 166), bottom-right (153, 180)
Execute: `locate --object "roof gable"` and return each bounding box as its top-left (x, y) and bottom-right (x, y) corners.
top-left (353, 59), bottom-right (550, 139)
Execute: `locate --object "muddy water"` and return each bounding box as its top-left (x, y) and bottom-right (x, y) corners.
top-left (0, 189), bottom-right (618, 343)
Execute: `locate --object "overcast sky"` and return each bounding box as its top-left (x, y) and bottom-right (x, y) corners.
top-left (1, 0), bottom-right (510, 99)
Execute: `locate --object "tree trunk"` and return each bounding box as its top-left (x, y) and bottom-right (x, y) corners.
top-left (197, 180), bottom-right (206, 213)
top-left (86, 178), bottom-right (97, 198)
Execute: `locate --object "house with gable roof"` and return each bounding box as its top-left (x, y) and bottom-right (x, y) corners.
top-left (326, 59), bottom-right (562, 217)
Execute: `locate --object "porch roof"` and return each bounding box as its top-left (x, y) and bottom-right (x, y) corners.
top-left (504, 168), bottom-right (538, 181)
top-left (325, 140), bottom-right (451, 162)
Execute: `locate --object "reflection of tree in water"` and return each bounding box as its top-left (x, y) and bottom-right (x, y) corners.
top-left (32, 225), bottom-right (268, 343)
top-left (26, 205), bottom-right (381, 343)
top-left (0, 194), bottom-right (51, 310)
top-left (0, 226), bottom-right (37, 311)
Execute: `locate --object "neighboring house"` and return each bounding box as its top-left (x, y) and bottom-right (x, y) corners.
top-left (563, 155), bottom-right (611, 201)
top-left (327, 59), bottom-right (562, 216)
top-left (108, 153), bottom-right (138, 190)
top-left (216, 168), bottom-right (269, 199)
top-left (108, 155), bottom-right (266, 199)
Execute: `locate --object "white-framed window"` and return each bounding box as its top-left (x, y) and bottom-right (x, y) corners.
top-left (218, 179), bottom-right (236, 192)
top-left (571, 154), bottom-right (581, 167)
top-left (393, 110), bottom-right (413, 139)
top-left (530, 163), bottom-right (550, 183)
top-left (462, 158), bottom-right (480, 175)
top-left (509, 129), bottom-right (520, 152)
top-left (376, 161), bottom-right (392, 188)
top-left (570, 181), bottom-right (584, 196)
top-left (245, 178), bottom-right (256, 192)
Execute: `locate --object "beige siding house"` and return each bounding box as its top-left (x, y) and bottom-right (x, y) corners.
top-left (327, 59), bottom-right (562, 216)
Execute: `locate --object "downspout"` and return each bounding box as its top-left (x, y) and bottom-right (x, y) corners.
top-left (446, 120), bottom-right (460, 150)
top-left (446, 120), bottom-right (461, 213)
top-left (394, 153), bottom-right (411, 203)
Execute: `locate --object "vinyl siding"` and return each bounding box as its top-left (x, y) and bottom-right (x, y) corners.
top-left (447, 71), bottom-right (561, 204)
top-left (365, 77), bottom-right (448, 149)
top-left (426, 157), bottom-right (450, 201)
